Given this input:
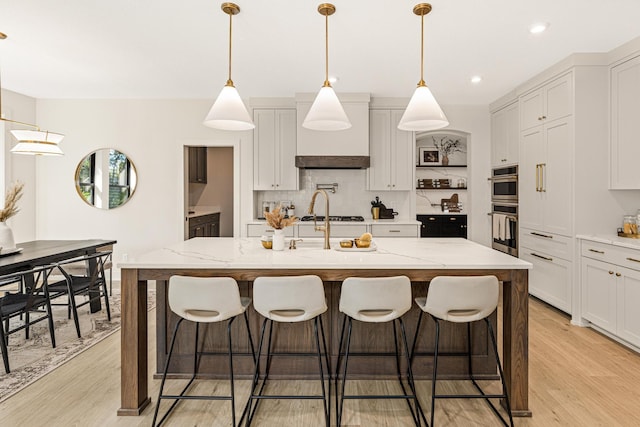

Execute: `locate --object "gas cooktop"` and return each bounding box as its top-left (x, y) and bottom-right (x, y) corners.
top-left (300, 215), bottom-right (365, 222)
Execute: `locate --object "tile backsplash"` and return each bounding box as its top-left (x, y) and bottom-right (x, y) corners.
top-left (255, 169), bottom-right (413, 220)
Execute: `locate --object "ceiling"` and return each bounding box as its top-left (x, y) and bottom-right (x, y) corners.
top-left (1, 0), bottom-right (640, 105)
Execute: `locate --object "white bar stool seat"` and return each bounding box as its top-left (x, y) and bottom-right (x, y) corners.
top-left (336, 276), bottom-right (425, 426)
top-left (152, 275), bottom-right (255, 427)
top-left (245, 275), bottom-right (330, 427)
top-left (411, 275), bottom-right (514, 427)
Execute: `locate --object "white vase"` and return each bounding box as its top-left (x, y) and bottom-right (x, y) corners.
top-left (272, 229), bottom-right (285, 251)
top-left (0, 221), bottom-right (16, 250)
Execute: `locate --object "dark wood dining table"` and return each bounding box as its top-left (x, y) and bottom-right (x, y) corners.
top-left (0, 239), bottom-right (117, 311)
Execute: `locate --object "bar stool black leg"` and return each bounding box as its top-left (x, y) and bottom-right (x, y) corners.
top-left (313, 317), bottom-right (330, 427)
top-left (399, 318), bottom-right (427, 426)
top-left (152, 317), bottom-right (184, 426)
top-left (337, 317), bottom-right (353, 427)
top-left (227, 318), bottom-right (236, 427)
top-left (335, 314), bottom-right (347, 421)
top-left (486, 318), bottom-right (515, 427)
top-left (431, 317), bottom-right (440, 427)
top-left (246, 317), bottom-right (269, 426)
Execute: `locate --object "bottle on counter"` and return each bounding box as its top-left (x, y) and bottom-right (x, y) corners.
top-left (623, 215), bottom-right (637, 234)
top-left (288, 204), bottom-right (295, 218)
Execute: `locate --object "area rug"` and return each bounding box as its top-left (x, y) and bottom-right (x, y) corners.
top-left (0, 288), bottom-right (156, 403)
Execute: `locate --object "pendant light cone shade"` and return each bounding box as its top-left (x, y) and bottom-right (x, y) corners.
top-left (9, 130), bottom-right (64, 156)
top-left (302, 3), bottom-right (351, 131)
top-left (202, 3), bottom-right (254, 131)
top-left (398, 3), bottom-right (448, 131)
top-left (203, 84), bottom-right (254, 130)
top-left (398, 85), bottom-right (448, 131)
top-left (303, 86), bottom-right (351, 131)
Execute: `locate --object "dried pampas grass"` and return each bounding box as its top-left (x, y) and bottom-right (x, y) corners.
top-left (0, 181), bottom-right (24, 222)
top-left (264, 204), bottom-right (297, 230)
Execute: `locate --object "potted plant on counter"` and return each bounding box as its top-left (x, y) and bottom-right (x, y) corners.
top-left (264, 205), bottom-right (298, 251)
top-left (432, 136), bottom-right (464, 166)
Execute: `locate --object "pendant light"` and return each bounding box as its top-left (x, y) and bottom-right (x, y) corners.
top-left (0, 32), bottom-right (64, 155)
top-left (398, 3), bottom-right (449, 131)
top-left (203, 3), bottom-right (254, 131)
top-left (302, 3), bottom-right (351, 131)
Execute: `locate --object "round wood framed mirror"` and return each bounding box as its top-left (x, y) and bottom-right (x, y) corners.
top-left (74, 148), bottom-right (138, 209)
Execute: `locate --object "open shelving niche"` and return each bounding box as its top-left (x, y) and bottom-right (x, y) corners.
top-left (415, 131), bottom-right (469, 213)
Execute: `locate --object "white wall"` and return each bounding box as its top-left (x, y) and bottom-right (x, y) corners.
top-left (1, 89), bottom-right (37, 243)
top-left (439, 105), bottom-right (492, 246)
top-left (34, 99), bottom-right (254, 277)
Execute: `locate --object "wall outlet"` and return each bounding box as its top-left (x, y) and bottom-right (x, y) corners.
top-left (122, 253), bottom-right (128, 261)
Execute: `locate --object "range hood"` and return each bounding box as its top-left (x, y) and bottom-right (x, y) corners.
top-left (295, 155), bottom-right (370, 169)
top-left (295, 93), bottom-right (371, 169)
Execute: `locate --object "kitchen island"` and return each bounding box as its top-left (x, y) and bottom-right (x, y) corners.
top-left (118, 237), bottom-right (531, 417)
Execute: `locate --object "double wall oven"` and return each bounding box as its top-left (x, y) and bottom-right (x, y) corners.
top-left (490, 166), bottom-right (518, 257)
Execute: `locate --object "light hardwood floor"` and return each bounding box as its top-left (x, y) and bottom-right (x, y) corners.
top-left (1, 294), bottom-right (639, 426)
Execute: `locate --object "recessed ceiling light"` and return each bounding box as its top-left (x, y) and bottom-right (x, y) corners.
top-left (471, 76), bottom-right (482, 84)
top-left (529, 23), bottom-right (549, 34)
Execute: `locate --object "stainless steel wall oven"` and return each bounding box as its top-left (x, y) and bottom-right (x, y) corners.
top-left (490, 165), bottom-right (518, 203)
top-left (491, 203), bottom-right (518, 257)
top-left (490, 165), bottom-right (518, 257)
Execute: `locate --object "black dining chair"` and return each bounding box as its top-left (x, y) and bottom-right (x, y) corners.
top-left (0, 264), bottom-right (58, 373)
top-left (47, 251), bottom-right (112, 338)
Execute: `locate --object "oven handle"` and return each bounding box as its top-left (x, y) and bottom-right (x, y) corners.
top-left (489, 212), bottom-right (518, 221)
top-left (488, 175), bottom-right (518, 181)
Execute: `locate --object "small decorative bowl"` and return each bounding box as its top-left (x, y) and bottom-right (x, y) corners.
top-left (261, 239), bottom-right (273, 249)
top-left (353, 238), bottom-right (371, 248)
top-left (339, 240), bottom-right (354, 248)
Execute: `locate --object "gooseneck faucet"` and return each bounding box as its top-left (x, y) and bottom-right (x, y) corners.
top-left (308, 189), bottom-right (331, 249)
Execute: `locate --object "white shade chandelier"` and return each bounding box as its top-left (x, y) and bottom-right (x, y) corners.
top-left (398, 3), bottom-right (449, 131)
top-left (203, 2), bottom-right (254, 131)
top-left (303, 3), bottom-right (351, 131)
top-left (0, 31), bottom-right (64, 155)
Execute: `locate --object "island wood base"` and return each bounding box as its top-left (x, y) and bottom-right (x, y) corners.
top-left (119, 267), bottom-right (530, 417)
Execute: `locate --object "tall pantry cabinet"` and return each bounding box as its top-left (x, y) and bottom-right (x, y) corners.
top-left (515, 63), bottom-right (608, 315)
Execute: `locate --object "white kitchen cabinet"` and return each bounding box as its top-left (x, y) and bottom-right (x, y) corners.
top-left (610, 54), bottom-right (640, 189)
top-left (370, 223), bottom-right (419, 237)
top-left (490, 100), bottom-right (519, 166)
top-left (520, 118), bottom-right (573, 237)
top-left (520, 72), bottom-right (573, 131)
top-left (521, 244), bottom-right (572, 314)
top-left (368, 109), bottom-right (413, 191)
top-left (580, 239), bottom-right (640, 348)
top-left (253, 108), bottom-right (298, 191)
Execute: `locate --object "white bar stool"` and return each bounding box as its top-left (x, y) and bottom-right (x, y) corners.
top-left (336, 276), bottom-right (425, 426)
top-left (245, 275), bottom-right (330, 427)
top-left (411, 275), bottom-right (514, 427)
top-left (152, 275), bottom-right (256, 427)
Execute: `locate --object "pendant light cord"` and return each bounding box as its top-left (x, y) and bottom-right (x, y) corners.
top-left (227, 11), bottom-right (233, 86)
top-left (419, 11), bottom-right (425, 87)
top-left (324, 12), bottom-right (330, 87)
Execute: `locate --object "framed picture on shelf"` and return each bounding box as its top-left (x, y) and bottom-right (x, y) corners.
top-left (419, 147), bottom-right (440, 166)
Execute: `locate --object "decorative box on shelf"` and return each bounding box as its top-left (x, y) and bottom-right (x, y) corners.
top-left (417, 179), bottom-right (450, 189)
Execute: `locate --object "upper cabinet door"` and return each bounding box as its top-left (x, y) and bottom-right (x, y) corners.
top-left (491, 101), bottom-right (519, 166)
top-left (610, 55), bottom-right (640, 189)
top-left (368, 109), bottom-right (413, 191)
top-left (520, 72), bottom-right (573, 131)
top-left (253, 108), bottom-right (299, 191)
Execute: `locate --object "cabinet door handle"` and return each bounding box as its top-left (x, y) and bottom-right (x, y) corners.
top-left (588, 249), bottom-right (605, 254)
top-left (626, 257), bottom-right (640, 264)
top-left (531, 231), bottom-right (553, 239)
top-left (609, 271), bottom-right (614, 275)
top-left (535, 164), bottom-right (540, 192)
top-left (388, 230), bottom-right (401, 233)
top-left (540, 163), bottom-right (546, 192)
top-left (616, 272), bottom-right (622, 277)
top-left (531, 252), bottom-right (553, 261)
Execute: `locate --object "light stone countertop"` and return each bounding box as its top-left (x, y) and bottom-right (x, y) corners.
top-left (577, 234), bottom-right (640, 251)
top-left (247, 218), bottom-right (421, 225)
top-left (186, 206), bottom-right (221, 218)
top-left (119, 237), bottom-right (531, 270)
